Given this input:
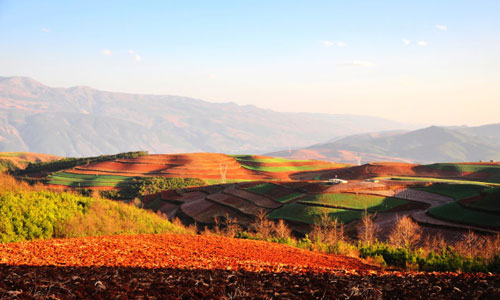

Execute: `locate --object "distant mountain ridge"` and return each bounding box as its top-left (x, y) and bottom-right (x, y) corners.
top-left (0, 76), bottom-right (413, 157)
top-left (268, 125), bottom-right (500, 164)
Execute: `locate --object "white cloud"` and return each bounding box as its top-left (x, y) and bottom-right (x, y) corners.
top-left (41, 28), bottom-right (50, 33)
top-left (435, 24), bottom-right (448, 31)
top-left (417, 41), bottom-right (428, 47)
top-left (402, 39), bottom-right (411, 45)
top-left (337, 60), bottom-right (376, 67)
top-left (321, 40), bottom-right (334, 47)
top-left (320, 40), bottom-right (346, 47)
top-left (127, 50), bottom-right (142, 61)
top-left (102, 49), bottom-right (112, 55)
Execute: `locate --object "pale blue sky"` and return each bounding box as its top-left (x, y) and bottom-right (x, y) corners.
top-left (1, 0), bottom-right (499, 125)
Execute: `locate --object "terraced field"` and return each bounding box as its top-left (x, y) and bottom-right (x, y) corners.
top-left (415, 183), bottom-right (500, 230)
top-left (295, 161), bottom-right (500, 183)
top-left (299, 193), bottom-right (408, 212)
top-left (462, 187), bottom-right (500, 213)
top-left (47, 172), bottom-right (135, 188)
top-left (38, 153), bottom-right (345, 189)
top-left (427, 201), bottom-right (500, 230)
top-left (231, 155), bottom-right (347, 179)
top-left (140, 179), bottom-right (421, 229)
top-left (267, 203), bottom-right (363, 224)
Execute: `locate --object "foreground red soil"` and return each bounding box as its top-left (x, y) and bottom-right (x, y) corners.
top-left (1, 234), bottom-right (499, 299)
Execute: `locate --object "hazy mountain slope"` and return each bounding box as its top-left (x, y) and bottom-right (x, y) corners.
top-left (0, 76), bottom-right (412, 156)
top-left (268, 126), bottom-right (500, 164)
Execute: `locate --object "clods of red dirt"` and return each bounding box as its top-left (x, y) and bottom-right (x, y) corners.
top-left (0, 234), bottom-right (498, 299)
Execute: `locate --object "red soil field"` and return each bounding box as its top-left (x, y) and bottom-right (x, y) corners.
top-left (206, 193), bottom-right (264, 216)
top-left (0, 234), bottom-right (497, 299)
top-left (180, 197), bottom-right (244, 224)
top-left (64, 153), bottom-right (346, 183)
top-left (292, 162), bottom-right (495, 181)
top-left (225, 186), bottom-right (282, 209)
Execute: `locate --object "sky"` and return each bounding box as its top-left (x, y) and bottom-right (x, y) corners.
top-left (1, 0), bottom-right (499, 126)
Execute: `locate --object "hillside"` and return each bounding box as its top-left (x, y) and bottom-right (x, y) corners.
top-left (269, 125), bottom-right (500, 164)
top-left (24, 153), bottom-right (345, 189)
top-left (0, 76), bottom-right (411, 156)
top-left (0, 152), bottom-right (60, 170)
top-left (1, 234), bottom-right (497, 299)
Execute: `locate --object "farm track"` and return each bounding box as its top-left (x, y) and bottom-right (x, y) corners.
top-left (0, 234), bottom-right (498, 299)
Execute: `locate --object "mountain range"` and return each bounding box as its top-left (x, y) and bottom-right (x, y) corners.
top-left (0, 76), bottom-right (412, 157)
top-left (268, 125), bottom-right (500, 164)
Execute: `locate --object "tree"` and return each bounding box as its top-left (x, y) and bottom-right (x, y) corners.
top-left (388, 216), bottom-right (422, 250)
top-left (358, 208), bottom-right (377, 245)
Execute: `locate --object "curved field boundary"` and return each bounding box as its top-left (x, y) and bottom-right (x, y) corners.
top-left (206, 193), bottom-right (264, 216)
top-left (225, 186), bottom-right (281, 209)
top-left (158, 202), bottom-right (180, 218)
top-left (392, 188), bottom-right (453, 205)
top-left (181, 198), bottom-right (249, 224)
top-left (426, 201), bottom-right (500, 230)
top-left (412, 210), bottom-right (498, 234)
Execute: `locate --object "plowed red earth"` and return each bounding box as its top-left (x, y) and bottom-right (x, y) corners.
top-left (1, 234), bottom-right (498, 299)
top-left (306, 162), bottom-right (495, 181)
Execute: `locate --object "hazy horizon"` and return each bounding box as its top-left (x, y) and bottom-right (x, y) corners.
top-left (1, 0), bottom-right (499, 126)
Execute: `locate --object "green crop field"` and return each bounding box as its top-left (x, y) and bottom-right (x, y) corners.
top-left (389, 176), bottom-right (499, 186)
top-left (246, 183), bottom-right (277, 194)
top-left (276, 192), bottom-right (304, 203)
top-left (267, 203), bottom-right (363, 224)
top-left (428, 201), bottom-right (500, 230)
top-left (231, 155), bottom-right (344, 173)
top-left (462, 187), bottom-right (500, 213)
top-left (415, 184), bottom-right (488, 200)
top-left (425, 163), bottom-right (500, 173)
top-left (299, 193), bottom-right (407, 212)
top-left (47, 172), bottom-right (134, 187)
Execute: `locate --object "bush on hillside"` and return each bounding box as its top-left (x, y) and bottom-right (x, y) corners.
top-left (18, 151), bottom-right (148, 175)
top-left (0, 173), bottom-right (184, 243)
top-left (105, 176), bottom-right (206, 199)
top-left (0, 159), bottom-right (18, 173)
